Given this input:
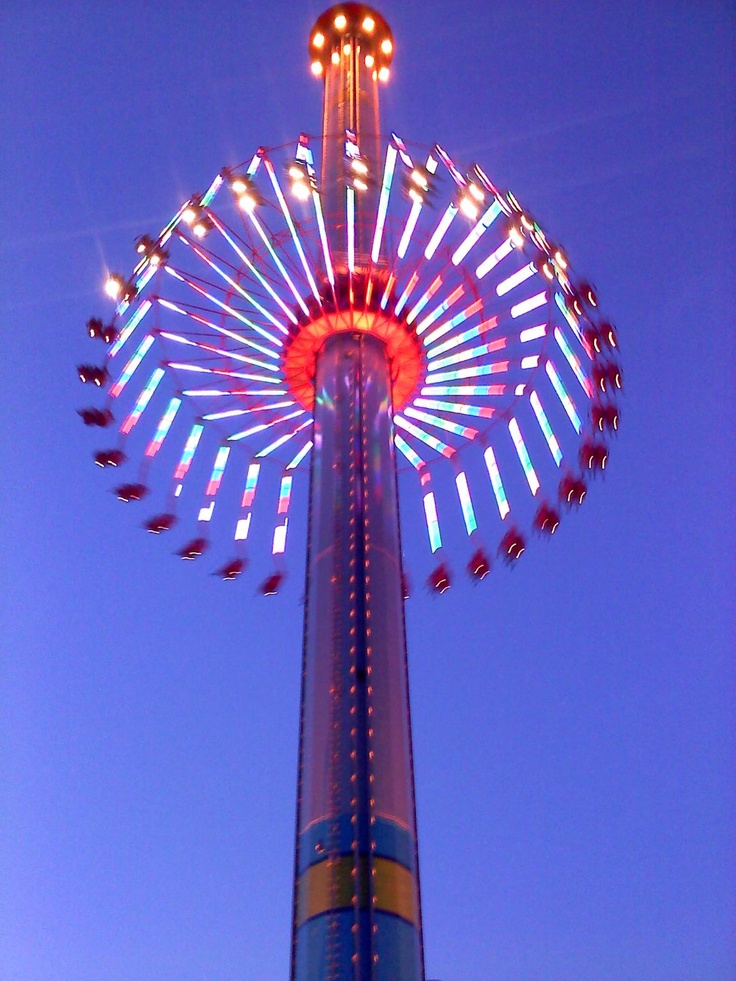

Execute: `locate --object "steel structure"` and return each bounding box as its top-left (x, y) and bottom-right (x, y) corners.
top-left (79, 5), bottom-right (622, 979)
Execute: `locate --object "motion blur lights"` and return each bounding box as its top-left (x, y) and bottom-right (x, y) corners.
top-left (534, 504), bottom-right (560, 535)
top-left (135, 235), bottom-right (167, 266)
top-left (260, 572), bottom-right (284, 596)
top-left (559, 475), bottom-right (587, 506)
top-left (231, 175), bottom-right (264, 212)
top-left (288, 163), bottom-right (313, 201)
top-left (467, 548), bottom-right (491, 581)
top-left (428, 563), bottom-right (451, 594)
top-left (77, 363), bottom-right (108, 386)
top-left (538, 259), bottom-right (555, 281)
top-left (145, 513), bottom-right (176, 534)
top-left (509, 225), bottom-right (525, 248)
top-left (591, 403), bottom-right (620, 433)
top-left (86, 316), bottom-right (119, 344)
top-left (592, 362), bottom-right (623, 393)
top-left (178, 537), bottom-right (208, 560)
top-left (78, 407), bottom-right (113, 427)
top-left (601, 322), bottom-right (618, 348)
top-left (94, 449), bottom-right (126, 468)
top-left (458, 194), bottom-right (480, 220)
top-left (530, 224), bottom-right (549, 251)
top-left (580, 441), bottom-right (608, 472)
top-left (182, 202), bottom-right (213, 238)
top-left (410, 168), bottom-right (429, 192)
top-left (500, 528), bottom-right (526, 561)
top-left (115, 482), bottom-right (148, 503)
top-left (520, 213), bottom-right (535, 231)
top-left (459, 183), bottom-right (485, 219)
top-left (229, 175), bottom-right (249, 195)
top-left (192, 216), bottom-right (213, 238)
top-left (135, 234), bottom-right (155, 255)
top-left (554, 249), bottom-right (568, 270)
top-left (580, 283), bottom-right (598, 307)
top-left (104, 274), bottom-right (124, 299)
top-left (216, 559), bottom-right (245, 581)
top-left (467, 182), bottom-right (484, 203)
top-left (507, 190), bottom-right (522, 212)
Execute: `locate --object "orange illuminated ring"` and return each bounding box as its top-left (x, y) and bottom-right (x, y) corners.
top-left (283, 306), bottom-right (424, 412)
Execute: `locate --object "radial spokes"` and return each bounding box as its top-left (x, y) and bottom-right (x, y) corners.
top-left (84, 134), bottom-right (619, 580)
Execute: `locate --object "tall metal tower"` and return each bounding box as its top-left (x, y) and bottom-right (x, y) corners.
top-left (290, 5), bottom-right (425, 979)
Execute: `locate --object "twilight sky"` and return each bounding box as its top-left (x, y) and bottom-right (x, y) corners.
top-left (1, 2), bottom-right (734, 979)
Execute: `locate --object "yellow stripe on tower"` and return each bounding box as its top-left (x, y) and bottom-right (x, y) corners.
top-left (296, 856), bottom-right (418, 927)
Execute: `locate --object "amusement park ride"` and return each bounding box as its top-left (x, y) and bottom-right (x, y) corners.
top-left (78, 4), bottom-right (621, 978)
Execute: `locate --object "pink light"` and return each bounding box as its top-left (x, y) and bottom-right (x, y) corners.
top-left (174, 424), bottom-right (204, 480)
top-left (407, 273), bottom-right (445, 324)
top-left (425, 360), bottom-right (510, 384)
top-left (416, 284), bottom-right (465, 336)
top-left (423, 298), bottom-right (484, 348)
top-left (426, 316), bottom-right (498, 360)
top-left (394, 415), bottom-right (454, 458)
top-left (120, 367), bottom-right (165, 435)
top-left (414, 397), bottom-right (494, 419)
top-left (421, 383), bottom-right (506, 396)
top-left (145, 397), bottom-right (181, 457)
top-left (404, 406), bottom-right (478, 439)
top-left (277, 474), bottom-right (293, 514)
top-left (205, 446), bottom-right (231, 496)
top-left (394, 271), bottom-right (420, 317)
top-left (110, 335), bottom-right (154, 398)
top-left (241, 463), bottom-right (261, 507)
top-left (427, 336), bottom-right (507, 372)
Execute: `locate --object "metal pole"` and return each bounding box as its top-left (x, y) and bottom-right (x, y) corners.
top-left (291, 7), bottom-right (425, 979)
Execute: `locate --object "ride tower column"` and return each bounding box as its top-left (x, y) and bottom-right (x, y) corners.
top-left (291, 6), bottom-right (425, 980)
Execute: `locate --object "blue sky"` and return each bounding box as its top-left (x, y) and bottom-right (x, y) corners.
top-left (1, 2), bottom-right (733, 979)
